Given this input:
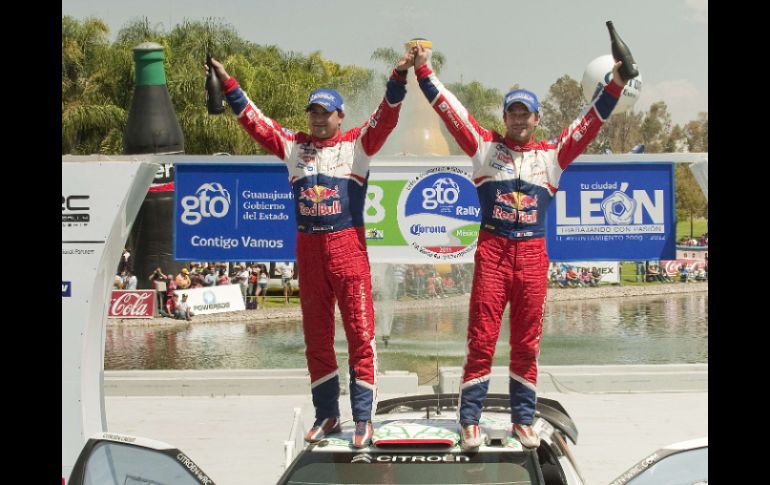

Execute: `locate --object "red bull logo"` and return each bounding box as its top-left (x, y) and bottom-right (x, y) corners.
top-left (493, 190), bottom-right (538, 224)
top-left (298, 185), bottom-right (342, 217)
top-left (298, 185), bottom-right (340, 203)
top-left (492, 206), bottom-right (538, 223)
top-left (495, 191), bottom-right (538, 210)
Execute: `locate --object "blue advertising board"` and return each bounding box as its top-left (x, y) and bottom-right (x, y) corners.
top-left (546, 163), bottom-right (676, 261)
top-left (174, 162), bottom-right (296, 261)
top-left (174, 160), bottom-right (676, 262)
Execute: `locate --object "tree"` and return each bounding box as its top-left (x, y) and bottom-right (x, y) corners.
top-left (445, 81), bottom-right (504, 134)
top-left (62, 16), bottom-right (382, 155)
top-left (684, 112), bottom-right (708, 152)
top-left (588, 110), bottom-right (644, 154)
top-left (675, 164), bottom-right (708, 237)
top-left (640, 101), bottom-right (672, 153)
top-left (663, 124), bottom-right (686, 153)
top-left (62, 16), bottom-right (128, 154)
top-left (114, 17), bottom-right (165, 46)
top-left (540, 75), bottom-right (583, 140)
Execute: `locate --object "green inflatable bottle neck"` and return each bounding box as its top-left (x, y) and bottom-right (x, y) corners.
top-left (133, 43), bottom-right (167, 86)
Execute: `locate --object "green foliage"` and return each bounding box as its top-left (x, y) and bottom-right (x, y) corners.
top-left (62, 16), bottom-right (381, 155)
top-left (620, 262), bottom-right (643, 284)
top-left (370, 47), bottom-right (400, 69)
top-left (540, 75), bottom-right (583, 140)
top-left (445, 80), bottom-right (504, 134)
top-left (588, 110), bottom-right (644, 154)
top-left (676, 217), bottom-right (708, 241)
top-left (640, 101), bottom-right (672, 153)
top-left (684, 112), bottom-right (708, 152)
top-left (674, 164), bottom-right (708, 229)
top-left (62, 17), bottom-right (129, 154)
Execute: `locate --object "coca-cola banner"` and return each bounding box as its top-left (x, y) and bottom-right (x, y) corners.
top-left (108, 290), bottom-right (156, 318)
top-left (660, 259), bottom-right (706, 276)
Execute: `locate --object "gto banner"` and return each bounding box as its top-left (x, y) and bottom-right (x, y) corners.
top-left (107, 290), bottom-right (155, 318)
top-left (365, 166), bottom-right (481, 262)
top-left (174, 160), bottom-right (675, 263)
top-left (175, 162), bottom-right (296, 261)
top-left (174, 161), bottom-right (483, 263)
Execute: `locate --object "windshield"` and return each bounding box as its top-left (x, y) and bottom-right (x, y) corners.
top-left (626, 447), bottom-right (708, 485)
top-left (81, 442), bottom-right (207, 485)
top-left (280, 451), bottom-right (535, 485)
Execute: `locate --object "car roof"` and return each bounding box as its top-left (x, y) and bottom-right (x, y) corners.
top-left (309, 415), bottom-right (527, 453)
top-left (375, 393), bottom-right (578, 443)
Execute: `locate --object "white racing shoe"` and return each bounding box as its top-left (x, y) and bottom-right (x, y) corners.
top-left (460, 423), bottom-right (483, 450)
top-left (513, 423), bottom-right (540, 448)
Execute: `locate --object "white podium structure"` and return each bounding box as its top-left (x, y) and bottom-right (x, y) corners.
top-left (62, 161), bottom-right (157, 481)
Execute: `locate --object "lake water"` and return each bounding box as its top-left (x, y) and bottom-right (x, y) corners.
top-left (105, 293), bottom-right (707, 385)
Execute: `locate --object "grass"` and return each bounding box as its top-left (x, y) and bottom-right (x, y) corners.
top-left (676, 217), bottom-right (708, 241)
top-left (619, 261), bottom-right (675, 285)
top-left (615, 218), bottom-right (707, 285)
top-left (245, 295), bottom-right (301, 309)
top-left (620, 262), bottom-right (646, 285)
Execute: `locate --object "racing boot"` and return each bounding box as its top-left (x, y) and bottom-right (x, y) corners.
top-left (460, 423), bottom-right (483, 450)
top-left (513, 423), bottom-right (540, 448)
top-left (352, 420), bottom-right (374, 448)
top-left (304, 417), bottom-right (341, 443)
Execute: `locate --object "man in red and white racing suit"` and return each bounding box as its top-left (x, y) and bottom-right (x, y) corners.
top-left (208, 51), bottom-right (415, 448)
top-left (413, 45), bottom-right (629, 449)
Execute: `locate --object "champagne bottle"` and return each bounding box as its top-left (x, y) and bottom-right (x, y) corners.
top-left (606, 21), bottom-right (639, 81)
top-left (206, 53), bottom-right (226, 115)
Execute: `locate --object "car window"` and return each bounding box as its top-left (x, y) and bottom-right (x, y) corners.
top-left (283, 451), bottom-right (535, 485)
top-left (626, 447), bottom-right (708, 485)
top-left (82, 442), bottom-right (204, 485)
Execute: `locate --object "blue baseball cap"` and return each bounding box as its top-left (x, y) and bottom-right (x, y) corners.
top-left (305, 88), bottom-right (344, 113)
top-left (503, 89), bottom-right (539, 113)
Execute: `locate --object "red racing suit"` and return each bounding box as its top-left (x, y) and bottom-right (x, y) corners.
top-left (415, 64), bottom-right (621, 425)
top-left (223, 70), bottom-right (408, 422)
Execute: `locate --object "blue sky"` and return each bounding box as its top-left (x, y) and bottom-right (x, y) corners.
top-left (63, 0), bottom-right (707, 125)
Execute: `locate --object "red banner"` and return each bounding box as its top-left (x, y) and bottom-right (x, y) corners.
top-left (660, 259), bottom-right (706, 276)
top-left (108, 290), bottom-right (156, 318)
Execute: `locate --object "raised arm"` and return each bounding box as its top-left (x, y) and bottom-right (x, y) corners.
top-left (413, 44), bottom-right (493, 165)
top-left (207, 57), bottom-right (295, 161)
top-left (552, 61), bottom-right (625, 169)
top-left (356, 48), bottom-right (414, 156)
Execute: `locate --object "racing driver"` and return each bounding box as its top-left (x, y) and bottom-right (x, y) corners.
top-left (412, 44), bottom-right (632, 449)
top-left (207, 48), bottom-right (416, 448)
